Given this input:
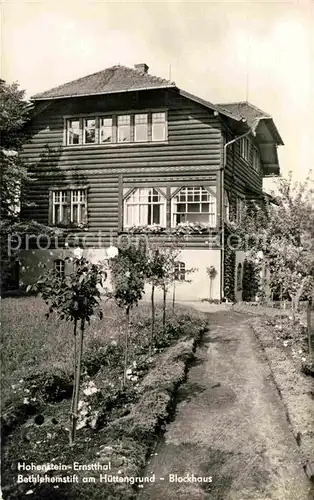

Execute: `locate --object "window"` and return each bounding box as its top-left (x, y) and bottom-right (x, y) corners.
top-left (67, 119), bottom-right (81, 145)
top-left (172, 187), bottom-right (216, 227)
top-left (52, 190), bottom-right (68, 225)
top-left (239, 138), bottom-right (250, 162)
top-left (100, 117), bottom-right (113, 143)
top-left (237, 262), bottom-right (243, 291)
top-left (65, 111), bottom-right (167, 146)
top-left (134, 114), bottom-right (148, 142)
top-left (223, 190), bottom-right (230, 222)
top-left (51, 189), bottom-right (87, 226)
top-left (54, 259), bottom-right (65, 278)
top-left (124, 188), bottom-right (166, 227)
top-left (174, 261), bottom-right (185, 281)
top-left (236, 197), bottom-right (244, 222)
top-left (84, 118), bottom-right (96, 144)
top-left (152, 112), bottom-right (166, 141)
top-left (117, 115), bottom-right (131, 143)
top-left (71, 190), bottom-right (87, 225)
top-left (253, 148), bottom-right (261, 172)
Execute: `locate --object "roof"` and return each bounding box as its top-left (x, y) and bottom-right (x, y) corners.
top-left (31, 64), bottom-right (283, 150)
top-left (216, 101), bottom-right (270, 127)
top-left (31, 65), bottom-right (176, 100)
top-left (216, 101), bottom-right (284, 145)
top-left (178, 90), bottom-right (243, 123)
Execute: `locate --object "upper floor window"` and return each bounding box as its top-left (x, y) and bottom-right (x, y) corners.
top-left (252, 148), bottom-right (261, 173)
top-left (51, 188), bottom-right (87, 227)
top-left (239, 138), bottom-right (250, 162)
top-left (152, 112), bottom-right (166, 141)
top-left (100, 117), bottom-right (113, 143)
top-left (174, 261), bottom-right (186, 281)
top-left (124, 188), bottom-right (166, 227)
top-left (134, 114), bottom-right (148, 142)
top-left (236, 197), bottom-right (244, 222)
top-left (84, 118), bottom-right (96, 144)
top-left (223, 190), bottom-right (230, 222)
top-left (65, 111), bottom-right (167, 146)
top-left (118, 115), bottom-right (131, 143)
top-left (172, 187), bottom-right (216, 227)
top-left (67, 119), bottom-right (80, 145)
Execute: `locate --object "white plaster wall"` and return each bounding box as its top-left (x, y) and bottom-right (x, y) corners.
top-left (20, 248), bottom-right (221, 302)
top-left (144, 248), bottom-right (221, 302)
top-left (19, 249), bottom-right (109, 287)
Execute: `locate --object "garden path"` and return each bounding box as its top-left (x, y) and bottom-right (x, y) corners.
top-left (138, 310), bottom-right (314, 500)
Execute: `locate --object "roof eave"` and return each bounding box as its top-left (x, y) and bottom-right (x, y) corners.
top-left (178, 90), bottom-right (247, 128)
top-left (257, 117), bottom-right (284, 146)
top-left (262, 164), bottom-right (280, 177)
top-left (31, 84), bottom-right (177, 101)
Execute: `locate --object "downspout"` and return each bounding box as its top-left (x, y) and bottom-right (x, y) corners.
top-left (220, 128), bottom-right (254, 300)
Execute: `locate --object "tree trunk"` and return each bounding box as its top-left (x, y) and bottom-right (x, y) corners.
top-left (162, 284), bottom-right (167, 333)
top-left (279, 284), bottom-right (283, 329)
top-left (150, 284), bottom-right (155, 355)
top-left (70, 318), bottom-right (84, 445)
top-left (209, 278), bottom-right (212, 300)
top-left (291, 297), bottom-right (297, 324)
top-left (172, 279), bottom-right (176, 311)
top-left (123, 307), bottom-right (130, 388)
top-left (69, 319), bottom-right (77, 436)
top-left (289, 278), bottom-right (307, 324)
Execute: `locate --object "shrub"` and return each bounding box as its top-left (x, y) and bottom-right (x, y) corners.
top-left (82, 341), bottom-right (124, 377)
top-left (301, 360), bottom-right (314, 377)
top-left (24, 369), bottom-right (73, 403)
top-left (201, 298), bottom-right (221, 304)
top-left (1, 399), bottom-right (40, 440)
top-left (107, 389), bottom-right (171, 444)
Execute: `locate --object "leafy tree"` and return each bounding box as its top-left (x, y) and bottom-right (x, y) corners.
top-left (108, 243), bottom-right (146, 386)
top-left (146, 237), bottom-right (185, 340)
top-left (31, 252), bottom-right (105, 444)
top-left (233, 172), bottom-right (314, 317)
top-left (0, 81), bottom-right (31, 288)
top-left (0, 80), bottom-right (57, 292)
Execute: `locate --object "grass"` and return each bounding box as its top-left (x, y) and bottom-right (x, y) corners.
top-left (1, 296), bottom-right (121, 405)
top-left (250, 314), bottom-right (314, 482)
top-left (2, 297), bottom-right (198, 404)
top-left (1, 295), bottom-right (207, 500)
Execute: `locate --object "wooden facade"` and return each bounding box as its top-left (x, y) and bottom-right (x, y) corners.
top-left (22, 89), bottom-right (224, 247)
top-left (20, 80), bottom-right (282, 300)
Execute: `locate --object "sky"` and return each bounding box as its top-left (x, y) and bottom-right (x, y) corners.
top-left (1, 0), bottom-right (314, 187)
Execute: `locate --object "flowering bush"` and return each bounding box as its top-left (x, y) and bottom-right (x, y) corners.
top-left (123, 221), bottom-right (214, 235)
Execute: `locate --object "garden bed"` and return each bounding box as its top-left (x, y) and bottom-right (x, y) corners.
top-left (249, 314), bottom-right (314, 483)
top-left (1, 297), bottom-right (207, 500)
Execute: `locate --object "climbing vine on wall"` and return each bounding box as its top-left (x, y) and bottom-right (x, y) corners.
top-left (224, 234), bottom-right (236, 302)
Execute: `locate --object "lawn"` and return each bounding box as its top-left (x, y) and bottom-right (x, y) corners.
top-left (1, 295), bottom-right (207, 500)
top-left (1, 296), bottom-right (126, 405)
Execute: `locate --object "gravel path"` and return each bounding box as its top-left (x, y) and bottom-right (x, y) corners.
top-left (138, 311), bottom-right (314, 500)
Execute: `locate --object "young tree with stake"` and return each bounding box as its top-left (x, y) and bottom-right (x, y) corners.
top-left (108, 243), bottom-right (146, 386)
top-left (30, 249), bottom-right (105, 444)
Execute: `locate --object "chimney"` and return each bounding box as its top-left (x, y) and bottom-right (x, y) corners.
top-left (134, 63), bottom-right (149, 74)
